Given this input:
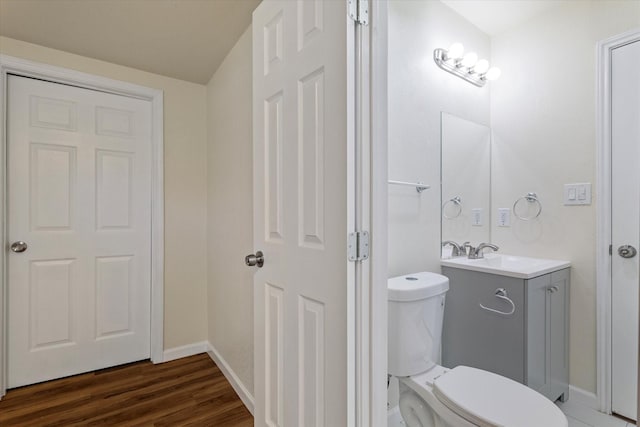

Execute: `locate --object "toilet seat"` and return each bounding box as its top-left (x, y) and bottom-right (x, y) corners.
top-left (401, 366), bottom-right (567, 427)
top-left (432, 366), bottom-right (567, 427)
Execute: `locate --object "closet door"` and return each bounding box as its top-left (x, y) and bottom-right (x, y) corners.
top-left (611, 39), bottom-right (640, 421)
top-left (7, 75), bottom-right (152, 388)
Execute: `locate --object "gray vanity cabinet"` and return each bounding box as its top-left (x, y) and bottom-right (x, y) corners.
top-left (441, 266), bottom-right (570, 402)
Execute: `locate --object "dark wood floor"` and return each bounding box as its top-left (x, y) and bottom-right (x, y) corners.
top-left (0, 353), bottom-right (253, 426)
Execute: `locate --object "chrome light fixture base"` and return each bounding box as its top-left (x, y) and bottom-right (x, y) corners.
top-left (433, 48), bottom-right (487, 87)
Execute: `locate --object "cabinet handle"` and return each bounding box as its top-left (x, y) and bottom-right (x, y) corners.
top-left (479, 288), bottom-right (516, 316)
top-left (547, 286), bottom-right (559, 293)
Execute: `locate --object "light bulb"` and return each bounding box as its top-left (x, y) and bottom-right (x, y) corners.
top-left (485, 67), bottom-right (502, 81)
top-left (447, 43), bottom-right (464, 60)
top-left (473, 59), bottom-right (489, 74)
top-left (460, 52), bottom-right (478, 68)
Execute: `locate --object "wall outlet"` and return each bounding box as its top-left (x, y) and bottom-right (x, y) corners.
top-left (497, 208), bottom-right (511, 227)
top-left (471, 208), bottom-right (483, 226)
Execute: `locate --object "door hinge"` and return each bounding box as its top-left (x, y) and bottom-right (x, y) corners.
top-left (609, 244), bottom-right (613, 255)
top-left (348, 0), bottom-right (369, 25)
top-left (348, 231), bottom-right (370, 262)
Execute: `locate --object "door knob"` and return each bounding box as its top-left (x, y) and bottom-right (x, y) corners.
top-left (618, 245), bottom-right (637, 259)
top-left (10, 241), bottom-right (28, 253)
top-left (245, 251), bottom-right (264, 268)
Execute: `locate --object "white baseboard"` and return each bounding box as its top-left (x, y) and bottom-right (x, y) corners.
top-left (162, 341), bottom-right (208, 363)
top-left (569, 384), bottom-right (599, 410)
top-left (206, 342), bottom-right (255, 416)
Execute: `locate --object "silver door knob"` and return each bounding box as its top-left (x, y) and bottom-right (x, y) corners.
top-left (618, 245), bottom-right (637, 259)
top-left (10, 241), bottom-right (28, 253)
top-left (245, 251), bottom-right (264, 268)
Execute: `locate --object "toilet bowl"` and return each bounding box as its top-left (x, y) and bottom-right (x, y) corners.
top-left (389, 272), bottom-right (567, 427)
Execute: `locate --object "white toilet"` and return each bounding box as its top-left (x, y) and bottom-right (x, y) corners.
top-left (388, 272), bottom-right (568, 427)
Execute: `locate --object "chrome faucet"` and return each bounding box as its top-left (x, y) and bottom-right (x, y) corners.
top-left (462, 241), bottom-right (473, 255)
top-left (468, 242), bottom-right (499, 259)
top-left (442, 241), bottom-right (466, 257)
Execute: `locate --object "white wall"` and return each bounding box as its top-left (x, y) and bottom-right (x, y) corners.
top-left (206, 27), bottom-right (254, 394)
top-left (490, 0), bottom-right (640, 394)
top-left (388, 0), bottom-right (491, 277)
top-left (0, 36), bottom-right (209, 350)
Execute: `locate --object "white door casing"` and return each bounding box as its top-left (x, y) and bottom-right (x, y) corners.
top-left (252, 0), bottom-right (353, 425)
top-left (611, 39), bottom-right (640, 420)
top-left (7, 75), bottom-right (152, 387)
top-left (367, 1), bottom-right (390, 424)
top-left (0, 55), bottom-right (164, 398)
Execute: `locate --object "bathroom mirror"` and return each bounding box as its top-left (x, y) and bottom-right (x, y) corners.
top-left (441, 113), bottom-right (491, 255)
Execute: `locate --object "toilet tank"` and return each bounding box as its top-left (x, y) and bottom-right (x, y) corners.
top-left (388, 272), bottom-right (449, 377)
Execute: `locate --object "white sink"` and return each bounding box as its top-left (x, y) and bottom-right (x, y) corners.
top-left (440, 253), bottom-right (570, 279)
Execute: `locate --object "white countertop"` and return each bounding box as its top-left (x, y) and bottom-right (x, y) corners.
top-left (441, 253), bottom-right (571, 279)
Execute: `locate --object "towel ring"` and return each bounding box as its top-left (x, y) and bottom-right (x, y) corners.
top-left (442, 196), bottom-right (462, 219)
top-left (513, 192), bottom-right (542, 221)
top-left (479, 288), bottom-right (516, 316)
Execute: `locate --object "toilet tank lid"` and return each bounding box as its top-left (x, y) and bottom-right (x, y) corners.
top-left (388, 272), bottom-right (449, 302)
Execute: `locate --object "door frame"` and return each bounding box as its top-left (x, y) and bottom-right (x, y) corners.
top-left (595, 28), bottom-right (640, 414)
top-left (0, 54), bottom-right (165, 399)
top-left (362, 0), bottom-right (388, 425)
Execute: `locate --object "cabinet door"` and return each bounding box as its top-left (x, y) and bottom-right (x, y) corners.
top-left (549, 269), bottom-right (570, 400)
top-left (442, 267), bottom-right (526, 383)
top-left (526, 274), bottom-right (552, 397)
top-left (526, 269), bottom-right (570, 402)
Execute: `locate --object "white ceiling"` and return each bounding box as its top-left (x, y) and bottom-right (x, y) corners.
top-left (440, 0), bottom-right (564, 36)
top-left (0, 0), bottom-right (261, 84)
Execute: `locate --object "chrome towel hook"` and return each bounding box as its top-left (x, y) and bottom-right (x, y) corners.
top-left (479, 288), bottom-right (516, 316)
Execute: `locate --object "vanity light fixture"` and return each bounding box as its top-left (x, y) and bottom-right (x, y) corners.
top-left (434, 43), bottom-right (500, 87)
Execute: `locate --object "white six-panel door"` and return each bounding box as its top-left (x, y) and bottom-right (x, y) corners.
top-left (7, 75), bottom-right (152, 387)
top-left (252, 0), bottom-right (350, 425)
top-left (611, 39), bottom-right (640, 421)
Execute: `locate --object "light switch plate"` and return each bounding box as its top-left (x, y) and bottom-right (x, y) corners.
top-left (564, 183), bottom-right (591, 205)
top-left (497, 208), bottom-right (510, 227)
